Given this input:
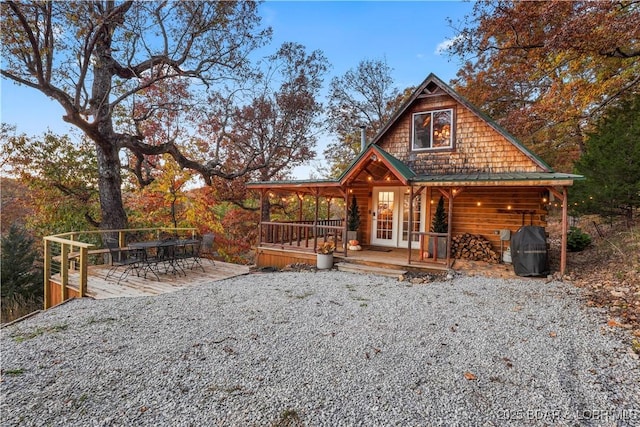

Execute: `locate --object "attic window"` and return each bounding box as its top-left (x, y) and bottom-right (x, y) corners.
top-left (412, 108), bottom-right (454, 151)
top-left (425, 81), bottom-right (439, 94)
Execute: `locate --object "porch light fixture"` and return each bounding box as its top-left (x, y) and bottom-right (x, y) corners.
top-left (370, 154), bottom-right (378, 161)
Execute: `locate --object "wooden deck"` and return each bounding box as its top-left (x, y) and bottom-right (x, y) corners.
top-left (51, 260), bottom-right (250, 300)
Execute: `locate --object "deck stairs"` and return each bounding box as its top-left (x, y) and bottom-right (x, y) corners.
top-left (335, 262), bottom-right (407, 279)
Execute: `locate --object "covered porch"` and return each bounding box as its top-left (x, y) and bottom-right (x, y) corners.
top-left (248, 145), bottom-right (577, 276)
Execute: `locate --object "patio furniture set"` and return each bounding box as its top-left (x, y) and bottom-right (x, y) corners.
top-left (104, 233), bottom-right (216, 284)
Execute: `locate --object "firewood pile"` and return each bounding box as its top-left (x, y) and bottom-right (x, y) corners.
top-left (451, 233), bottom-right (500, 263)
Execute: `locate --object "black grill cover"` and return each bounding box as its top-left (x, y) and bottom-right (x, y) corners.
top-left (510, 226), bottom-right (549, 277)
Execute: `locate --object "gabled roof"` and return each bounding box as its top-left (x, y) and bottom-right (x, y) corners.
top-left (368, 73), bottom-right (554, 172)
top-left (338, 144), bottom-right (416, 186)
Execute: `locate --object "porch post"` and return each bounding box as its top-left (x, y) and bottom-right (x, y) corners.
top-left (343, 189), bottom-right (348, 258)
top-left (258, 190), bottom-right (264, 247)
top-left (561, 186), bottom-right (568, 277)
top-left (408, 186), bottom-right (414, 265)
top-left (313, 191), bottom-right (319, 252)
top-left (447, 188), bottom-right (454, 267)
top-left (298, 193), bottom-right (303, 222)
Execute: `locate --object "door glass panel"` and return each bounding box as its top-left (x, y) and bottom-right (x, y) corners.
top-left (376, 191), bottom-right (394, 240)
top-left (402, 192), bottom-right (421, 242)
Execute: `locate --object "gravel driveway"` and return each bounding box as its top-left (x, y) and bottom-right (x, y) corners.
top-left (2, 271), bottom-right (639, 426)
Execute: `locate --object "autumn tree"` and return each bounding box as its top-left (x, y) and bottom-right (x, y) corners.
top-left (571, 94), bottom-right (640, 222)
top-left (1, 128), bottom-right (101, 235)
top-left (446, 0), bottom-right (640, 171)
top-left (323, 59), bottom-right (410, 177)
top-left (196, 42), bottom-right (329, 218)
top-left (1, 1), bottom-right (271, 230)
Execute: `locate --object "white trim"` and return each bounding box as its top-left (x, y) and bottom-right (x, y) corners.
top-left (412, 108), bottom-right (454, 151)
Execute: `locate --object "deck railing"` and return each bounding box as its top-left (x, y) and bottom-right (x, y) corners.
top-left (410, 231), bottom-right (450, 265)
top-left (43, 227), bottom-right (198, 309)
top-left (259, 220), bottom-right (345, 253)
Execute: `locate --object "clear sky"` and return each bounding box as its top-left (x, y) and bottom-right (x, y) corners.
top-left (0, 1), bottom-right (474, 178)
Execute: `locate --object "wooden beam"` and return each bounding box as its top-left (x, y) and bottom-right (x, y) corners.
top-left (43, 239), bottom-right (51, 309)
top-left (561, 187), bottom-right (568, 277)
top-left (408, 186), bottom-right (414, 265)
top-left (446, 188), bottom-right (454, 267)
top-left (79, 246), bottom-right (88, 297)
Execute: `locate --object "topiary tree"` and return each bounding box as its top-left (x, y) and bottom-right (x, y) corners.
top-left (431, 196), bottom-right (448, 233)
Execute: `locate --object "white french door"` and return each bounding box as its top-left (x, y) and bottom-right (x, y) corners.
top-left (371, 189), bottom-right (397, 246)
top-left (372, 188), bottom-right (424, 248)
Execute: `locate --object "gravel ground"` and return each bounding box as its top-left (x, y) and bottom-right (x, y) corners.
top-left (2, 271), bottom-right (639, 426)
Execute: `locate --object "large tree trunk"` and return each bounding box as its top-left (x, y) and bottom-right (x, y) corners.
top-left (96, 142), bottom-right (128, 231)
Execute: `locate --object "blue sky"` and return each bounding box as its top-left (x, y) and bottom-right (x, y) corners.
top-left (0, 1), bottom-right (474, 178)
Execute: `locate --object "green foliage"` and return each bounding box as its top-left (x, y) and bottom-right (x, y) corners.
top-left (567, 226), bottom-right (592, 252)
top-left (571, 94), bottom-right (640, 220)
top-left (1, 224), bottom-right (42, 300)
top-left (431, 196), bottom-right (448, 233)
top-left (1, 130), bottom-right (101, 234)
top-left (347, 195), bottom-right (361, 231)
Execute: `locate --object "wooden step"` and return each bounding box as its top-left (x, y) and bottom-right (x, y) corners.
top-left (335, 262), bottom-right (406, 279)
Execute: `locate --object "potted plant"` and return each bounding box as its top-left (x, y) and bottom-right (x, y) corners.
top-left (316, 241), bottom-right (335, 269)
top-left (429, 195), bottom-right (448, 258)
top-left (347, 195), bottom-right (361, 242)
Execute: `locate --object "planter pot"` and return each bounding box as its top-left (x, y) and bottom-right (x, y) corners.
top-left (347, 230), bottom-right (359, 242)
top-left (316, 253), bottom-right (334, 269)
top-left (428, 237), bottom-right (448, 259)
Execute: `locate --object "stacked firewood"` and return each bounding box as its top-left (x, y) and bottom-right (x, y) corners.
top-left (451, 233), bottom-right (500, 263)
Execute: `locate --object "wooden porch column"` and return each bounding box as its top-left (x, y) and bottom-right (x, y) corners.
top-left (561, 187), bottom-right (568, 277)
top-left (258, 190), bottom-right (264, 247)
top-left (297, 193), bottom-right (303, 222)
top-left (341, 189), bottom-right (348, 258)
top-left (447, 188), bottom-right (454, 268)
top-left (313, 191), bottom-right (319, 252)
top-left (408, 186), bottom-right (414, 265)
top-left (547, 186), bottom-right (569, 277)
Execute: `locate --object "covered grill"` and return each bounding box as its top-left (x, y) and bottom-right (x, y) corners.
top-left (510, 226), bottom-right (549, 277)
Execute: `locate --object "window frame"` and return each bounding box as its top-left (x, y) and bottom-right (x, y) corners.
top-left (411, 108), bottom-right (455, 152)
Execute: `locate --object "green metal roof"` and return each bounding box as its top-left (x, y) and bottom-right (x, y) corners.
top-left (411, 172), bottom-right (584, 184)
top-left (373, 146), bottom-right (416, 180)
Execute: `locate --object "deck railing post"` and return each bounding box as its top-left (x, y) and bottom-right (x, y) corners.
top-left (43, 239), bottom-right (52, 309)
top-left (79, 246), bottom-right (88, 297)
top-left (60, 243), bottom-right (69, 301)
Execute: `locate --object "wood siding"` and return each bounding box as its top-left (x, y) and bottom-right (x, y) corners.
top-left (46, 280), bottom-right (80, 308)
top-left (256, 248), bottom-right (318, 269)
top-left (349, 187), bottom-right (371, 245)
top-left (447, 187), bottom-right (546, 250)
top-left (378, 94), bottom-right (545, 175)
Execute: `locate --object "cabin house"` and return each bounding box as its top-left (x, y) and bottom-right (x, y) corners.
top-left (247, 74), bottom-right (582, 275)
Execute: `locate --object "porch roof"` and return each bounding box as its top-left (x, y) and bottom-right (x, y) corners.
top-left (246, 178), bottom-right (344, 197)
top-left (412, 172), bottom-right (583, 187)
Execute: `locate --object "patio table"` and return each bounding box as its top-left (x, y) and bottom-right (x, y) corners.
top-left (129, 238), bottom-right (202, 279)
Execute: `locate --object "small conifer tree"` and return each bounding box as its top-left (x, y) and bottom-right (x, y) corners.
top-left (431, 195), bottom-right (448, 233)
top-left (347, 195), bottom-right (361, 231)
top-left (1, 224), bottom-right (42, 299)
